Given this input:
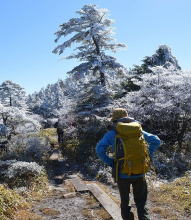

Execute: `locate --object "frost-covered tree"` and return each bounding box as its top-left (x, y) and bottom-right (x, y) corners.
top-left (28, 79), bottom-right (73, 118)
top-left (0, 80), bottom-right (28, 109)
top-left (75, 80), bottom-right (113, 116)
top-left (118, 67), bottom-right (191, 150)
top-left (118, 45), bottom-right (182, 95)
top-left (0, 103), bottom-right (40, 139)
top-left (53, 4), bottom-right (126, 86)
top-left (130, 45), bottom-right (181, 75)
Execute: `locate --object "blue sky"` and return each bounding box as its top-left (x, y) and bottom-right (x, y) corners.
top-left (0, 0), bottom-right (191, 94)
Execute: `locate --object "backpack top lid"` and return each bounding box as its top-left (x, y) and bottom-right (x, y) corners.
top-left (116, 122), bottom-right (142, 138)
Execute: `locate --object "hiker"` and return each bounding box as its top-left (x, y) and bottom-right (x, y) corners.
top-left (54, 120), bottom-right (64, 145)
top-left (96, 108), bottom-right (160, 220)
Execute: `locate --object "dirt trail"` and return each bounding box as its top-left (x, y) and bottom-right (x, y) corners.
top-left (30, 175), bottom-right (191, 220)
top-left (32, 185), bottom-right (87, 220)
top-left (31, 179), bottom-right (113, 220)
top-left (30, 151), bottom-right (190, 220)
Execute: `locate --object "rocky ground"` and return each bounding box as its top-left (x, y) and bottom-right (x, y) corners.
top-left (31, 187), bottom-right (88, 220)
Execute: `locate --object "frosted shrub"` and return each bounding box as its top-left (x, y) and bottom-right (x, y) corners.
top-left (0, 159), bottom-right (17, 166)
top-left (73, 115), bottom-right (109, 162)
top-left (1, 160), bottom-right (45, 188)
top-left (25, 136), bottom-right (51, 162)
top-left (6, 161), bottom-right (43, 179)
top-left (7, 135), bottom-right (51, 163)
top-left (152, 151), bottom-right (190, 179)
top-left (7, 135), bottom-right (28, 158)
top-left (84, 160), bottom-right (113, 183)
top-left (0, 160), bottom-right (44, 188)
top-left (0, 160), bottom-right (17, 177)
top-left (0, 103), bottom-right (41, 141)
top-left (96, 168), bottom-right (113, 184)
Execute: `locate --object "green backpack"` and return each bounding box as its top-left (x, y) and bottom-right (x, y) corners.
top-left (113, 122), bottom-right (150, 182)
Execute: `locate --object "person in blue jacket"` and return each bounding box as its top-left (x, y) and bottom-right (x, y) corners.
top-left (96, 108), bottom-right (160, 220)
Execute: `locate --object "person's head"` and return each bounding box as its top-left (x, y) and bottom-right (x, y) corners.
top-left (110, 108), bottom-right (128, 122)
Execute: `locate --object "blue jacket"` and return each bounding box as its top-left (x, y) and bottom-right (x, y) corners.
top-left (96, 129), bottom-right (160, 179)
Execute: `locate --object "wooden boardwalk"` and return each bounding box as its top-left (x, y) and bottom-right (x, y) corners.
top-left (87, 183), bottom-right (123, 220)
top-left (69, 175), bottom-right (122, 220)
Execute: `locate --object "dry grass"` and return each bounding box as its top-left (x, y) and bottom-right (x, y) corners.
top-left (16, 171), bottom-right (50, 203)
top-left (0, 184), bottom-right (30, 220)
top-left (64, 179), bottom-right (76, 193)
top-left (82, 194), bottom-right (112, 220)
top-left (82, 208), bottom-right (112, 220)
top-left (83, 193), bottom-right (100, 208)
top-left (150, 205), bottom-right (179, 219)
top-left (14, 210), bottom-right (43, 220)
top-left (149, 175), bottom-right (191, 219)
top-left (30, 172), bottom-right (49, 199)
top-left (0, 171), bottom-right (50, 220)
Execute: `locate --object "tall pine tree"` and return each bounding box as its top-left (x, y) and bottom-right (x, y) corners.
top-left (53, 4), bottom-right (126, 86)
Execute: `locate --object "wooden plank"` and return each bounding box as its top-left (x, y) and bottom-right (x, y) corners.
top-left (70, 176), bottom-right (89, 192)
top-left (87, 183), bottom-right (123, 220)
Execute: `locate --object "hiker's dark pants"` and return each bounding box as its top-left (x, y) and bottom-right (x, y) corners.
top-left (117, 177), bottom-right (150, 220)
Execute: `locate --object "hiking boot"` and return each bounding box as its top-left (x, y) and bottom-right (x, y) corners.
top-left (123, 211), bottom-right (134, 220)
top-left (129, 211), bottom-right (134, 220)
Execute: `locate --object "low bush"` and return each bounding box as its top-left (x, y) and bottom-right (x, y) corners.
top-left (37, 128), bottom-right (58, 147)
top-left (63, 138), bottom-right (80, 160)
top-left (0, 184), bottom-right (29, 220)
top-left (3, 134), bottom-right (51, 164)
top-left (152, 151), bottom-right (191, 179)
top-left (0, 160), bottom-right (48, 190)
top-left (59, 114), bottom-right (109, 163)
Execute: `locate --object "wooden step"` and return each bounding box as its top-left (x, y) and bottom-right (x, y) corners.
top-left (87, 183), bottom-right (123, 220)
top-left (69, 176), bottom-right (89, 192)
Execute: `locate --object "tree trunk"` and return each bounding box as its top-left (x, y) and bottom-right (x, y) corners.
top-left (100, 71), bottom-right (106, 86)
top-left (10, 96), bottom-right (12, 106)
top-left (2, 115), bottom-right (8, 126)
top-left (92, 36), bottom-right (106, 86)
top-left (92, 36), bottom-right (101, 55)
